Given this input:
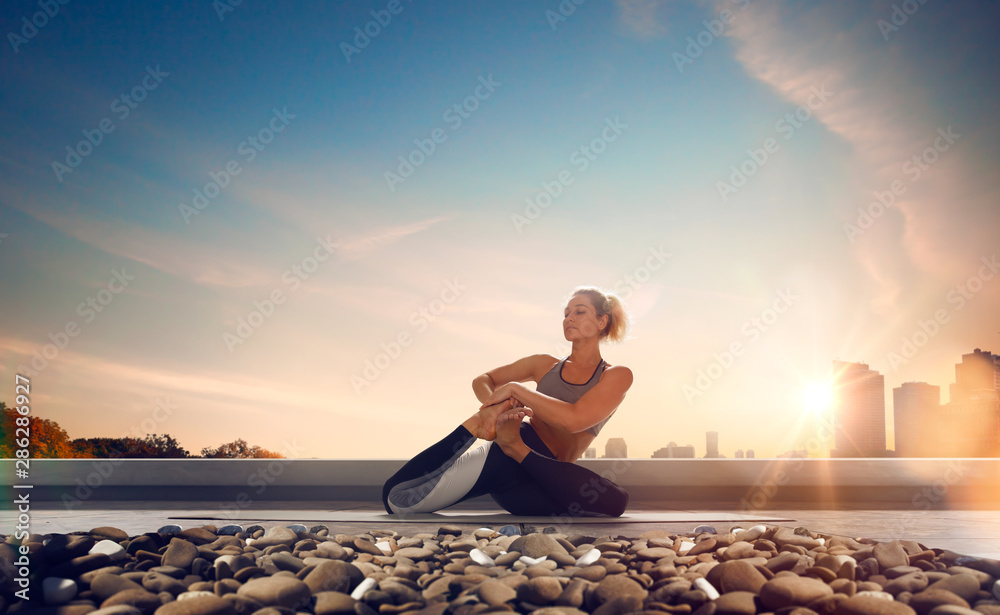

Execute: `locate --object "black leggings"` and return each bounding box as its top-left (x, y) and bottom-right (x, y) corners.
top-left (381, 422), bottom-right (628, 517)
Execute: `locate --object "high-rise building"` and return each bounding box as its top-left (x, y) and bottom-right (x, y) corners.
top-left (651, 442), bottom-right (695, 458)
top-left (604, 438), bottom-right (627, 458)
top-left (746, 449), bottom-right (755, 459)
top-left (942, 349), bottom-right (1000, 456)
top-left (735, 449), bottom-right (744, 459)
top-left (705, 431), bottom-right (720, 458)
top-left (831, 361), bottom-right (887, 457)
top-left (893, 382), bottom-right (940, 456)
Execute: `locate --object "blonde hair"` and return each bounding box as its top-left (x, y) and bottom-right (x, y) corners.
top-left (570, 287), bottom-right (630, 343)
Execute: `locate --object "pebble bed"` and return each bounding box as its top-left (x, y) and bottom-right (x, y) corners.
top-left (3, 522), bottom-right (1000, 615)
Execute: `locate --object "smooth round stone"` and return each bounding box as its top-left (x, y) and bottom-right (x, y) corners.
top-left (593, 574), bottom-right (648, 606)
top-left (216, 525), bottom-right (243, 536)
top-left (237, 576), bottom-right (311, 609)
top-left (575, 548), bottom-right (601, 567)
top-left (573, 565), bottom-right (607, 582)
top-left (91, 606), bottom-right (145, 615)
top-left (309, 525), bottom-right (329, 535)
top-left (517, 576), bottom-right (564, 605)
top-left (772, 527), bottom-right (822, 550)
top-left (638, 547), bottom-right (675, 561)
top-left (285, 524), bottom-right (307, 534)
top-left (313, 591), bottom-right (357, 615)
top-left (498, 525), bottom-right (520, 536)
top-left (101, 588), bottom-right (161, 612)
top-left (157, 525), bottom-right (184, 537)
top-left (251, 527), bottom-right (299, 550)
top-left (176, 591), bottom-right (216, 600)
top-left (90, 540), bottom-right (127, 562)
top-left (469, 548), bottom-right (495, 567)
top-left (91, 574), bottom-right (146, 601)
top-left (394, 547), bottom-right (434, 561)
top-left (678, 541), bottom-right (696, 553)
top-left (908, 589), bottom-right (971, 613)
top-left (520, 555), bottom-right (549, 566)
top-left (42, 577), bottom-right (78, 605)
top-left (693, 525), bottom-right (717, 535)
top-left (884, 572), bottom-right (929, 596)
top-left (162, 539), bottom-right (199, 569)
top-left (926, 574), bottom-right (980, 602)
top-left (557, 578), bottom-right (587, 608)
top-left (142, 571), bottom-right (186, 594)
top-left (316, 541), bottom-right (349, 561)
top-left (693, 577), bottom-right (720, 601)
top-left (873, 542), bottom-right (910, 572)
top-left (437, 525), bottom-right (463, 536)
top-left (705, 559), bottom-right (768, 594)
top-left (713, 590), bottom-right (757, 615)
top-left (90, 527), bottom-right (129, 542)
top-left (759, 575), bottom-right (834, 610)
top-left (994, 578), bottom-right (1000, 601)
top-left (834, 594), bottom-right (918, 615)
top-left (855, 591), bottom-right (895, 601)
top-left (509, 533), bottom-right (569, 559)
top-left (303, 560), bottom-right (365, 594)
top-left (349, 577), bottom-right (376, 601)
top-left (155, 593), bottom-right (234, 615)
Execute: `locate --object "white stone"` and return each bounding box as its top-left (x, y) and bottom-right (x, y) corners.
top-left (469, 548), bottom-right (495, 567)
top-left (90, 539), bottom-right (127, 561)
top-left (693, 577), bottom-right (720, 601)
top-left (993, 579), bottom-right (1000, 601)
top-left (177, 591), bottom-right (216, 601)
top-left (735, 525), bottom-right (765, 542)
top-left (375, 541), bottom-right (393, 554)
top-left (214, 554), bottom-right (235, 567)
top-left (351, 577), bottom-right (376, 601)
top-left (575, 548), bottom-right (601, 567)
top-left (518, 555), bottom-right (548, 566)
top-left (43, 577), bottom-right (77, 605)
top-left (855, 591), bottom-right (894, 601)
top-left (679, 541), bottom-right (696, 554)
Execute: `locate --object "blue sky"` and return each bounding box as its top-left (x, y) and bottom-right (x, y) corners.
top-left (1, 0), bottom-right (998, 459)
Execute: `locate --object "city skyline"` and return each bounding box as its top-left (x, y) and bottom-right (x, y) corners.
top-left (1, 2), bottom-right (998, 459)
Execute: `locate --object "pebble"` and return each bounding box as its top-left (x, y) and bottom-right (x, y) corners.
top-left (42, 577), bottom-right (78, 605)
top-left (0, 523), bottom-right (992, 615)
top-left (157, 525), bottom-right (184, 536)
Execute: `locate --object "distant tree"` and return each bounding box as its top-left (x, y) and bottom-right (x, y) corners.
top-left (72, 434), bottom-right (190, 458)
top-left (201, 438), bottom-right (285, 458)
top-left (1, 403), bottom-right (76, 458)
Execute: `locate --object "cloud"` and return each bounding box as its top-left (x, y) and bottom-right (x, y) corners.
top-left (617, 0), bottom-right (671, 40)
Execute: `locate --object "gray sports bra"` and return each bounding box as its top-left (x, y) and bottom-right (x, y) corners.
top-left (536, 358), bottom-right (617, 437)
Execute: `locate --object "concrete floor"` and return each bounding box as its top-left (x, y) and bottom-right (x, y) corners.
top-left (4, 500), bottom-right (999, 561)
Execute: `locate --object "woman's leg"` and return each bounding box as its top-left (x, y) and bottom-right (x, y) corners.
top-left (489, 411), bottom-right (629, 517)
top-left (381, 400), bottom-right (513, 514)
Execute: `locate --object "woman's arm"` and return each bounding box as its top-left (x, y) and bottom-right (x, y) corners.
top-left (480, 365), bottom-right (633, 434)
top-left (472, 354), bottom-right (557, 404)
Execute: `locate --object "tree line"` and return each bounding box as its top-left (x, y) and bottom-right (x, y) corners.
top-left (0, 402), bottom-right (284, 458)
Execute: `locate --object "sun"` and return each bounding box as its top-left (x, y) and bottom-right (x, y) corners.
top-left (802, 383), bottom-right (834, 415)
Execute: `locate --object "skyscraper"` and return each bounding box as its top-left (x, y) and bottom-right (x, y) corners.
top-left (604, 438), bottom-right (627, 458)
top-left (832, 361), bottom-right (887, 457)
top-left (893, 382), bottom-right (940, 456)
top-left (942, 349), bottom-right (1000, 456)
top-left (705, 431), bottom-right (719, 458)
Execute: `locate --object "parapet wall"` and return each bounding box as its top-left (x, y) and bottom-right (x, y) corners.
top-left (2, 458), bottom-right (997, 508)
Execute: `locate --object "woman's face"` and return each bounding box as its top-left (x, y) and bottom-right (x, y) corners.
top-left (563, 295), bottom-right (608, 342)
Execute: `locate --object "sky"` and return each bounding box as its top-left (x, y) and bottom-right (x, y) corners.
top-left (1, 0), bottom-right (998, 460)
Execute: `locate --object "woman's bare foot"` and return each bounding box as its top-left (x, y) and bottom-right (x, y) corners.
top-left (462, 398), bottom-right (514, 441)
top-left (495, 408), bottom-right (532, 462)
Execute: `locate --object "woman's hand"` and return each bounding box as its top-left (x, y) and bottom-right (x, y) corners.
top-left (479, 382), bottom-right (524, 409)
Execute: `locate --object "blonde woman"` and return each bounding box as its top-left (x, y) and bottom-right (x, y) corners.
top-left (382, 287), bottom-right (632, 517)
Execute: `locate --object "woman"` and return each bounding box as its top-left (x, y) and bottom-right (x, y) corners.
top-left (382, 287), bottom-right (633, 517)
